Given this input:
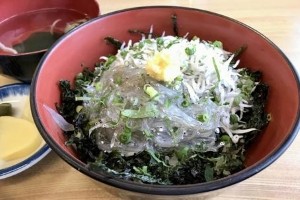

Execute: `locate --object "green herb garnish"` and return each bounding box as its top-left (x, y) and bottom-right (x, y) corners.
top-left (197, 114), bottom-right (209, 122)
top-left (119, 126), bottom-right (132, 144)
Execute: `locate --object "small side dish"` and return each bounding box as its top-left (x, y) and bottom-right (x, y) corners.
top-left (0, 84), bottom-right (50, 179)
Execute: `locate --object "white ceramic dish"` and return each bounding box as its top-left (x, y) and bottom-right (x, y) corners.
top-left (0, 83), bottom-right (51, 179)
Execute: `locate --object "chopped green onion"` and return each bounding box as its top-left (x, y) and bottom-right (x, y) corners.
top-left (103, 55), bottom-right (116, 70)
top-left (143, 130), bottom-right (154, 139)
top-left (170, 126), bottom-right (180, 138)
top-left (181, 100), bottom-right (190, 107)
top-left (212, 40), bottom-right (223, 49)
top-left (144, 84), bottom-right (159, 99)
top-left (231, 123), bottom-right (239, 130)
top-left (241, 79), bottom-right (254, 95)
top-left (204, 165), bottom-right (214, 182)
top-left (121, 103), bottom-right (159, 119)
top-left (120, 50), bottom-right (128, 58)
top-left (133, 166), bottom-right (151, 176)
top-left (157, 38), bottom-right (164, 45)
top-left (133, 52), bottom-right (143, 59)
top-left (185, 46), bottom-right (196, 56)
top-left (112, 94), bottom-right (124, 104)
top-left (223, 170), bottom-right (231, 176)
top-left (166, 39), bottom-right (179, 48)
top-left (168, 76), bottom-right (183, 88)
top-left (98, 95), bottom-right (109, 106)
top-left (94, 82), bottom-right (102, 91)
top-left (147, 150), bottom-right (169, 167)
top-left (172, 126), bottom-right (179, 133)
top-left (164, 98), bottom-right (172, 108)
top-left (220, 135), bottom-right (231, 143)
top-left (144, 39), bottom-right (153, 44)
top-left (174, 76), bottom-right (183, 82)
top-left (107, 120), bottom-right (120, 128)
top-left (176, 146), bottom-right (189, 161)
top-left (233, 95), bottom-right (242, 106)
top-left (220, 135), bottom-right (232, 147)
top-left (211, 91), bottom-right (221, 104)
top-left (212, 57), bottom-right (221, 82)
top-left (197, 113), bottom-right (209, 122)
top-left (119, 126), bottom-right (132, 144)
top-left (230, 114), bottom-right (239, 124)
top-left (181, 93), bottom-right (191, 107)
top-left (114, 76), bottom-right (123, 85)
top-left (75, 96), bottom-right (91, 101)
top-left (139, 42), bottom-right (144, 49)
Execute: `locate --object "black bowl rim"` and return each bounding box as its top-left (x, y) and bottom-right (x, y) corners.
top-left (30, 6), bottom-right (300, 196)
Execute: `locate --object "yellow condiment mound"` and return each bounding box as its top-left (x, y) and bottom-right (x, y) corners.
top-left (0, 116), bottom-right (42, 161)
top-left (146, 50), bottom-right (182, 82)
